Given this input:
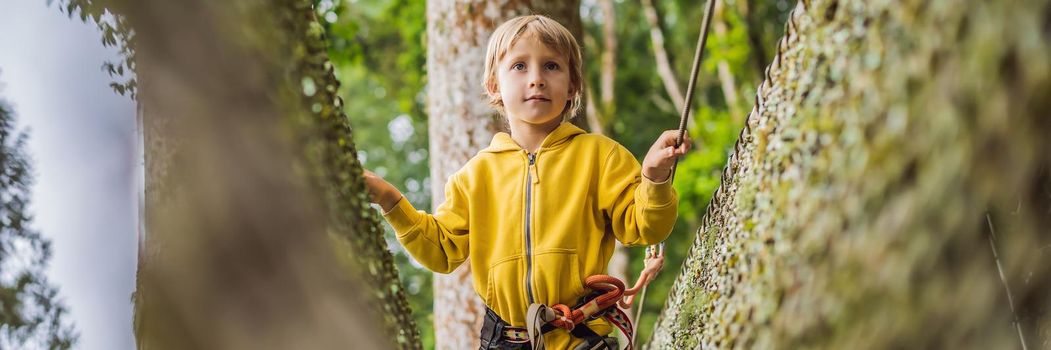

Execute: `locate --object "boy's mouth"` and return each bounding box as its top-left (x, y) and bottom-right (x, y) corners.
top-left (525, 94), bottom-right (550, 102)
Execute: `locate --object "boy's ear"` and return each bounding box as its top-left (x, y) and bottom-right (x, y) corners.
top-left (486, 83), bottom-right (501, 99)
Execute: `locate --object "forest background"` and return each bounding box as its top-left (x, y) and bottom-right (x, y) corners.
top-left (1, 0), bottom-right (1048, 349)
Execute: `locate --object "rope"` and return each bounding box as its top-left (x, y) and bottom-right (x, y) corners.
top-left (672, 0), bottom-right (717, 180)
top-left (631, 0), bottom-right (717, 347)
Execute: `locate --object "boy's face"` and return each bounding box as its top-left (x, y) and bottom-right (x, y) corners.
top-left (494, 32), bottom-right (573, 128)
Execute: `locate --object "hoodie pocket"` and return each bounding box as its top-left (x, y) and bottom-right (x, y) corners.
top-left (484, 255), bottom-right (528, 323)
top-left (531, 248), bottom-right (587, 307)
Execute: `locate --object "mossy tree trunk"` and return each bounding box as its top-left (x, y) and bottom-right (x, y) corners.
top-left (425, 1), bottom-right (582, 348)
top-left (648, 0), bottom-right (1051, 348)
top-left (96, 0), bottom-right (422, 348)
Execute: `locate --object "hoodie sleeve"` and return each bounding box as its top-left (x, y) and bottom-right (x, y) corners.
top-left (382, 174), bottom-right (469, 274)
top-left (598, 143), bottom-right (679, 247)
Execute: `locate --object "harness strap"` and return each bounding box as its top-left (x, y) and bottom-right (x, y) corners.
top-left (526, 303), bottom-right (554, 350)
top-left (604, 307), bottom-right (634, 345)
top-left (501, 308), bottom-right (631, 349)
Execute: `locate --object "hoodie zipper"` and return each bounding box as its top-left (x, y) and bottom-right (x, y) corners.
top-left (524, 152), bottom-right (537, 306)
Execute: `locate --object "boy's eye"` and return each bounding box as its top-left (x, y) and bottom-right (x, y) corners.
top-left (544, 62), bottom-right (560, 70)
top-left (512, 63), bottom-right (525, 71)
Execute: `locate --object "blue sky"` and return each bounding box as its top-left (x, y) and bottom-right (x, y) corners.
top-left (0, 1), bottom-right (138, 349)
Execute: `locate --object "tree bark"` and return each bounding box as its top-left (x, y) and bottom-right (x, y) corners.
top-left (124, 1), bottom-right (420, 348)
top-left (426, 1), bottom-right (582, 348)
top-left (648, 0), bottom-right (1051, 348)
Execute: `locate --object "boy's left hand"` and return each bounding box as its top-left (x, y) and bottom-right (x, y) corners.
top-left (641, 130), bottom-right (692, 182)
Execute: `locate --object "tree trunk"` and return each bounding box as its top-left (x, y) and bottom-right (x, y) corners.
top-left (712, 0), bottom-right (742, 122)
top-left (599, 0), bottom-right (616, 115)
top-left (588, 4), bottom-right (631, 343)
top-left (648, 0), bottom-right (1051, 348)
top-left (585, 83), bottom-right (605, 134)
top-left (640, 0), bottom-right (685, 114)
top-left (741, 0), bottom-right (770, 80)
top-left (426, 1), bottom-right (582, 348)
top-left (123, 0), bottom-right (420, 348)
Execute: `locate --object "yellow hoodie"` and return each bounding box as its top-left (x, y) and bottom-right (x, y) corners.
top-left (382, 122), bottom-right (678, 348)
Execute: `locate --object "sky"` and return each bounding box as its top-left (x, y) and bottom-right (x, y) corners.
top-left (0, 1), bottom-right (138, 349)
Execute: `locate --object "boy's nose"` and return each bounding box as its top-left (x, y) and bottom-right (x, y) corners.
top-left (529, 72), bottom-right (545, 88)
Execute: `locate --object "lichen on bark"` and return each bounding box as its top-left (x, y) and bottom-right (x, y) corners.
top-left (648, 0), bottom-right (1051, 348)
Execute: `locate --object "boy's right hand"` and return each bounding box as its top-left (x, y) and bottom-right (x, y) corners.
top-left (363, 169), bottom-right (403, 213)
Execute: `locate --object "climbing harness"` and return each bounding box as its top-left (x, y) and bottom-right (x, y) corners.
top-left (507, 0), bottom-right (720, 349)
top-left (524, 277), bottom-right (636, 344)
top-left (480, 293), bottom-right (624, 350)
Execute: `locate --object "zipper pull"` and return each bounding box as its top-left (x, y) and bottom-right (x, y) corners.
top-left (528, 153), bottom-right (540, 184)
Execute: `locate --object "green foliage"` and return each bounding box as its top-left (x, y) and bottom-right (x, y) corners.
top-left (318, 0), bottom-right (433, 346)
top-left (0, 97), bottom-right (77, 349)
top-left (674, 108), bottom-right (740, 225)
top-left (53, 0), bottom-right (137, 98)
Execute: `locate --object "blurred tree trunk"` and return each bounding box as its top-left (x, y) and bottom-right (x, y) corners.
top-left (712, 0), bottom-right (742, 123)
top-left (592, 3), bottom-right (631, 345)
top-left (599, 0), bottom-right (616, 117)
top-left (640, 0), bottom-right (684, 115)
top-left (740, 0), bottom-right (770, 80)
top-left (593, 0), bottom-right (630, 285)
top-left (640, 0), bottom-right (701, 135)
top-left (109, 0), bottom-right (421, 349)
top-left (426, 1), bottom-right (582, 348)
top-left (648, 0), bottom-right (1051, 348)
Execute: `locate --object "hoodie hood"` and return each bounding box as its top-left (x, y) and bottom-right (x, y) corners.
top-left (481, 122), bottom-right (587, 153)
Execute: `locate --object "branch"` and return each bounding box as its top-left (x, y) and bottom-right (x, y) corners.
top-left (986, 213), bottom-right (1029, 350)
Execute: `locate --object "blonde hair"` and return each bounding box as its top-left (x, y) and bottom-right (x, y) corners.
top-left (482, 15), bottom-right (584, 121)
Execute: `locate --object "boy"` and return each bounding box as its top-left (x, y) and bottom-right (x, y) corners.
top-left (364, 14), bottom-right (689, 349)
